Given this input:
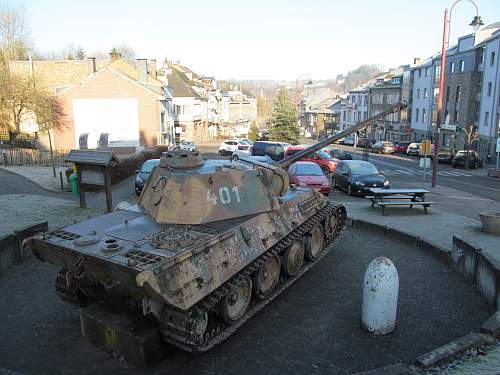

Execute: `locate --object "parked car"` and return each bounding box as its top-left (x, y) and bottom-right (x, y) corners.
top-left (322, 146), bottom-right (353, 160)
top-left (218, 139), bottom-right (251, 156)
top-left (287, 161), bottom-right (331, 195)
top-left (406, 143), bottom-right (420, 156)
top-left (251, 141), bottom-right (288, 161)
top-left (452, 150), bottom-right (483, 169)
top-left (235, 154), bottom-right (279, 167)
top-left (231, 141), bottom-right (254, 160)
top-left (332, 160), bottom-right (390, 196)
top-left (437, 147), bottom-right (454, 164)
top-left (343, 136), bottom-right (355, 146)
top-left (356, 138), bottom-right (375, 148)
top-left (179, 140), bottom-right (196, 152)
top-left (371, 141), bottom-right (395, 154)
top-left (285, 145), bottom-right (339, 174)
top-left (393, 141), bottom-right (411, 153)
top-left (135, 158), bottom-right (160, 196)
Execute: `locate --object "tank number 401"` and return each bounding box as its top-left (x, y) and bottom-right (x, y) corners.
top-left (207, 186), bottom-right (241, 205)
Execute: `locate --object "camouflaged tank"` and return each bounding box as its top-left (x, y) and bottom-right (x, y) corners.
top-left (25, 102), bottom-right (405, 352)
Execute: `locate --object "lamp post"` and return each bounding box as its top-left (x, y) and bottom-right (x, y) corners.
top-left (295, 74), bottom-right (313, 110)
top-left (431, 0), bottom-right (483, 187)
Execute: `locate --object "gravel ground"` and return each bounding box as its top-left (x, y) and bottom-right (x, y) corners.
top-left (0, 227), bottom-right (494, 375)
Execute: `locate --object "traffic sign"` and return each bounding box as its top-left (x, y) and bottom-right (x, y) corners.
top-left (421, 140), bottom-right (431, 155)
top-left (496, 138), bottom-right (500, 153)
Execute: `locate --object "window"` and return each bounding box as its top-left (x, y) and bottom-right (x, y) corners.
top-left (484, 112), bottom-right (489, 127)
top-left (491, 52), bottom-right (496, 66)
top-left (387, 93), bottom-right (399, 104)
top-left (459, 60), bottom-right (465, 72)
top-left (446, 86), bottom-right (450, 103)
top-left (434, 65), bottom-right (440, 82)
top-left (417, 89), bottom-right (420, 99)
top-left (455, 86), bottom-right (461, 103)
top-left (419, 69), bottom-right (422, 78)
top-left (416, 108), bottom-right (419, 122)
top-left (433, 87), bottom-right (440, 99)
top-left (479, 47), bottom-right (485, 63)
top-left (454, 110), bottom-right (460, 123)
top-left (425, 68), bottom-right (429, 77)
top-left (372, 94), bottom-right (383, 104)
top-left (358, 111), bottom-right (361, 121)
top-left (422, 109), bottom-right (426, 123)
top-left (432, 109), bottom-right (437, 126)
top-left (450, 62), bottom-right (455, 73)
top-left (487, 82), bottom-right (492, 97)
top-left (424, 88), bottom-right (428, 98)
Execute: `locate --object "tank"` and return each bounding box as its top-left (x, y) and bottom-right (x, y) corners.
top-left (25, 102), bottom-right (406, 352)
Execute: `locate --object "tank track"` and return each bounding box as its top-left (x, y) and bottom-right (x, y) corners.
top-left (160, 202), bottom-right (347, 352)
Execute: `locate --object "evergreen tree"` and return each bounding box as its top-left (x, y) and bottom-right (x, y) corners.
top-left (248, 121), bottom-right (259, 142)
top-left (269, 87), bottom-right (299, 144)
top-left (75, 46), bottom-right (85, 60)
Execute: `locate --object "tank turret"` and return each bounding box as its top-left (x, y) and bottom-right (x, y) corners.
top-left (139, 149), bottom-right (289, 225)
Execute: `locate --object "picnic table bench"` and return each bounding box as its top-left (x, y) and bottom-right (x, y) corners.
top-left (367, 188), bottom-right (435, 215)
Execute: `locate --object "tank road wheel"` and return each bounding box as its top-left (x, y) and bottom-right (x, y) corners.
top-left (190, 312), bottom-right (209, 338)
top-left (253, 255), bottom-right (281, 299)
top-left (325, 212), bottom-right (338, 239)
top-left (306, 225), bottom-right (325, 261)
top-left (282, 240), bottom-right (305, 277)
top-left (220, 276), bottom-right (252, 324)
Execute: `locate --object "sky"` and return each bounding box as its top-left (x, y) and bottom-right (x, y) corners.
top-left (8, 0), bottom-right (500, 81)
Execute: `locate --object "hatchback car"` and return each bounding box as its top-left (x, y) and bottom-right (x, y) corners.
top-left (393, 141), bottom-right (410, 153)
top-left (437, 147), bottom-right (454, 164)
top-left (231, 140), bottom-right (254, 160)
top-left (406, 143), bottom-right (420, 156)
top-left (287, 161), bottom-right (331, 195)
top-left (135, 158), bottom-right (160, 195)
top-left (179, 140), bottom-right (196, 152)
top-left (452, 150), bottom-right (483, 169)
top-left (322, 146), bottom-right (353, 160)
top-left (285, 145), bottom-right (339, 174)
top-left (332, 160), bottom-right (390, 196)
top-left (219, 139), bottom-right (251, 156)
top-left (371, 141), bottom-right (395, 154)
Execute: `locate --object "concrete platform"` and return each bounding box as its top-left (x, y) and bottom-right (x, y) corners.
top-left (80, 304), bottom-right (169, 368)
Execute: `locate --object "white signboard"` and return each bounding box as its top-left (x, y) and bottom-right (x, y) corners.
top-left (441, 124), bottom-right (457, 131)
top-left (72, 98), bottom-right (139, 149)
top-left (420, 157), bottom-right (431, 168)
top-left (496, 138), bottom-right (500, 153)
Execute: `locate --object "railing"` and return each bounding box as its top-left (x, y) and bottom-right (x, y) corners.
top-left (0, 147), bottom-right (70, 167)
top-left (0, 130), bottom-right (36, 149)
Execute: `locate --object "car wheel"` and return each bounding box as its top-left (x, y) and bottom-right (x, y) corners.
top-left (321, 165), bottom-right (329, 175)
top-left (347, 183), bottom-right (353, 196)
top-left (232, 155), bottom-right (239, 161)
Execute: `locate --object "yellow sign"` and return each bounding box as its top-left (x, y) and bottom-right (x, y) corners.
top-left (421, 140), bottom-right (431, 155)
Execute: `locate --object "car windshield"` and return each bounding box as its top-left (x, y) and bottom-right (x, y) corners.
top-left (295, 164), bottom-right (323, 176)
top-left (456, 151), bottom-right (473, 156)
top-left (316, 150), bottom-right (332, 159)
top-left (141, 160), bottom-right (159, 173)
top-left (348, 162), bottom-right (379, 175)
top-left (239, 140), bottom-right (251, 144)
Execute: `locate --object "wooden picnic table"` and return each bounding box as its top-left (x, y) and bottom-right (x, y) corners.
top-left (367, 188), bottom-right (435, 215)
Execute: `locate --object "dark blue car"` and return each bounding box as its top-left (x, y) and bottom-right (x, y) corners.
top-left (135, 159), bottom-right (160, 195)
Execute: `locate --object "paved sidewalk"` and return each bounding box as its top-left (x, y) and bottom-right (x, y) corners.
top-left (0, 194), bottom-right (98, 237)
top-left (0, 166), bottom-right (69, 193)
top-left (334, 184), bottom-right (500, 268)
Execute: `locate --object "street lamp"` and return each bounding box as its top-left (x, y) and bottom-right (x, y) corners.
top-left (431, 0), bottom-right (483, 187)
top-left (295, 74), bottom-right (313, 109)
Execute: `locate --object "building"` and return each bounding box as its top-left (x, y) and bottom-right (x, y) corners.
top-left (302, 97), bottom-right (342, 139)
top-left (368, 67), bottom-right (408, 142)
top-left (218, 89), bottom-right (257, 137)
top-left (299, 88), bottom-right (339, 137)
top-left (55, 55), bottom-right (174, 151)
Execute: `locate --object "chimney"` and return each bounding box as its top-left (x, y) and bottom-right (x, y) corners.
top-left (137, 59), bottom-right (148, 82)
top-left (150, 59), bottom-right (157, 79)
top-left (86, 57), bottom-right (96, 75)
top-left (109, 52), bottom-right (122, 62)
top-left (413, 57), bottom-right (421, 65)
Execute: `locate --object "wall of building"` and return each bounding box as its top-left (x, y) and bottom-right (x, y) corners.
top-left (56, 68), bottom-right (160, 150)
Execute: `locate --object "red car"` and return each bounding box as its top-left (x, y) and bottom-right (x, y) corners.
top-left (287, 161), bottom-right (331, 195)
top-left (284, 145), bottom-right (339, 174)
top-left (393, 141), bottom-right (410, 153)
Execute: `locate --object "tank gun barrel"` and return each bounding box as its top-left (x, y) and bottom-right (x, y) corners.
top-left (278, 101), bottom-right (408, 170)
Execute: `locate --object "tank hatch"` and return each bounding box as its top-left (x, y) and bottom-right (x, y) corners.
top-left (139, 150), bottom-right (289, 225)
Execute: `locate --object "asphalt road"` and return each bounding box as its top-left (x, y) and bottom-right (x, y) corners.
top-left (338, 145), bottom-right (500, 202)
top-left (0, 228), bottom-right (493, 375)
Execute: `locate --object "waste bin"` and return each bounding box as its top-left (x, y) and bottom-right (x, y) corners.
top-left (69, 173), bottom-right (79, 197)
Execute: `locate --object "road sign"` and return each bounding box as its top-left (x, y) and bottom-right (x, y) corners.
top-left (420, 157), bottom-right (431, 168)
top-left (421, 140), bottom-right (431, 155)
top-left (496, 138), bottom-right (500, 153)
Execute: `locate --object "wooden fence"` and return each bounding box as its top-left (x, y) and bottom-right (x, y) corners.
top-left (0, 147), bottom-right (70, 167)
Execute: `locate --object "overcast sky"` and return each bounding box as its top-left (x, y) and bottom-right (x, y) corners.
top-left (12, 0), bottom-right (500, 80)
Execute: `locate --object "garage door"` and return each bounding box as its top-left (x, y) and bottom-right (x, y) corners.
top-left (72, 98), bottom-right (139, 149)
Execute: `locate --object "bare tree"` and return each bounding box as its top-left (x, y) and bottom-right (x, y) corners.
top-left (0, 5), bottom-right (29, 66)
top-left (110, 44), bottom-right (136, 61)
top-left (463, 124), bottom-right (480, 169)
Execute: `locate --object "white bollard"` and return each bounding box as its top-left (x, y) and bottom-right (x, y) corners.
top-left (361, 256), bottom-right (399, 334)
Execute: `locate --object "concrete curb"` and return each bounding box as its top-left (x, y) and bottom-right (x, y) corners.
top-left (347, 217), bottom-right (500, 372)
top-left (0, 222), bottom-right (48, 275)
top-left (0, 166), bottom-right (64, 193)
